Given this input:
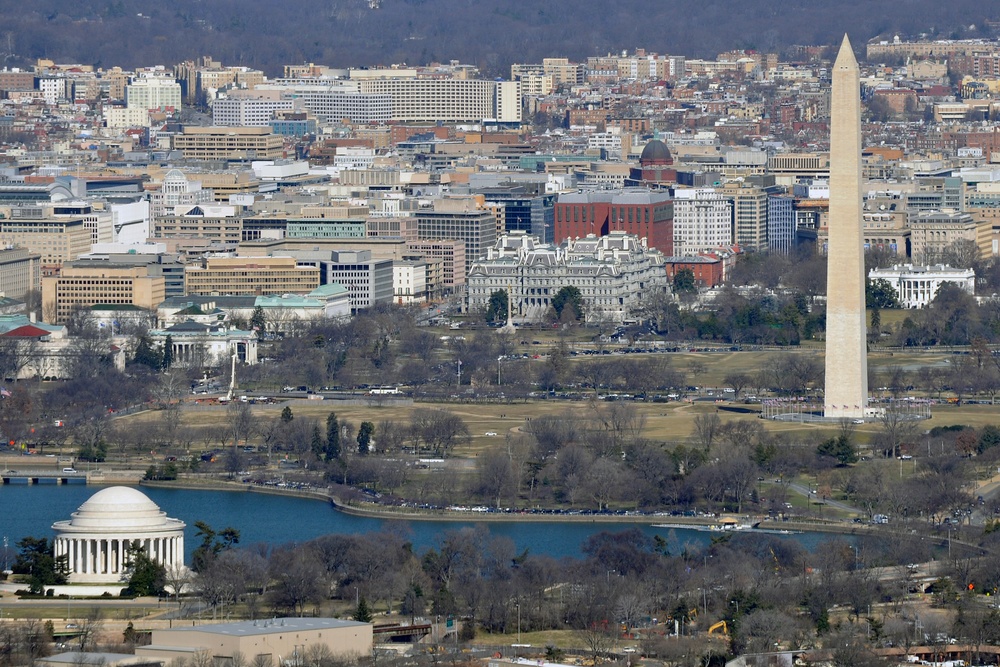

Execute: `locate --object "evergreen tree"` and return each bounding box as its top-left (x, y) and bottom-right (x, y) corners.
top-left (250, 306), bottom-right (267, 338)
top-left (280, 406), bottom-right (294, 423)
top-left (13, 537), bottom-right (67, 594)
top-left (817, 435), bottom-right (857, 465)
top-left (353, 596), bottom-right (373, 623)
top-left (326, 412), bottom-right (341, 460)
top-left (124, 541), bottom-right (166, 596)
top-left (162, 335), bottom-right (174, 369)
top-left (552, 286), bottom-right (584, 321)
top-left (310, 423), bottom-right (325, 460)
top-left (484, 289), bottom-right (509, 323)
top-left (132, 335), bottom-right (162, 371)
top-left (672, 269), bottom-right (697, 293)
top-left (357, 421), bottom-right (374, 454)
top-left (190, 521), bottom-right (240, 572)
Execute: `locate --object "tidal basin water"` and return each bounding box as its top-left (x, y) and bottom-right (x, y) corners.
top-left (0, 484), bottom-right (847, 561)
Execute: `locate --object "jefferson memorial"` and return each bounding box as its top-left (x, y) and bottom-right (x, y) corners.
top-left (52, 486), bottom-right (185, 584)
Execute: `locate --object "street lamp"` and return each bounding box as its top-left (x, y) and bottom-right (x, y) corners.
top-left (516, 600), bottom-right (521, 644)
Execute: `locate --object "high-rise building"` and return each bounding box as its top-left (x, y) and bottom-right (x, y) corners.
top-left (767, 195), bottom-right (796, 254)
top-left (672, 191), bottom-right (733, 256)
top-left (721, 181), bottom-right (771, 251)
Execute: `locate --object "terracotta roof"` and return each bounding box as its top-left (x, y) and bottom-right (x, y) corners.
top-left (1, 325), bottom-right (51, 338)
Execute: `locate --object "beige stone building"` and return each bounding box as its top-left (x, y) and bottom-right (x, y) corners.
top-left (41, 266), bottom-right (165, 324)
top-left (172, 127), bottom-right (284, 161)
top-left (908, 210), bottom-right (979, 263)
top-left (136, 618), bottom-right (372, 667)
top-left (154, 205), bottom-right (244, 245)
top-left (0, 218), bottom-right (92, 272)
top-left (184, 256), bottom-right (319, 296)
top-left (0, 247), bottom-right (41, 300)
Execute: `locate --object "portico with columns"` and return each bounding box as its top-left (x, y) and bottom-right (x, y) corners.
top-left (52, 486), bottom-right (185, 584)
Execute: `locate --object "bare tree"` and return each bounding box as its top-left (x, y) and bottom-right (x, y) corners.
top-left (692, 413), bottom-right (722, 452)
top-left (226, 401), bottom-right (258, 449)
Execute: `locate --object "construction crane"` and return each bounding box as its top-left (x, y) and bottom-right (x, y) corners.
top-left (708, 621), bottom-right (729, 636)
top-left (224, 349), bottom-right (237, 402)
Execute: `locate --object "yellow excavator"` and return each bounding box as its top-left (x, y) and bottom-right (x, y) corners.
top-left (708, 621), bottom-right (729, 636)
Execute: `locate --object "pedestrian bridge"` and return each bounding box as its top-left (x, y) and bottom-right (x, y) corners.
top-left (1, 469), bottom-right (90, 484)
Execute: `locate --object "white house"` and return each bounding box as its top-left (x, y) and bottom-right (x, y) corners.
top-left (868, 263), bottom-right (975, 309)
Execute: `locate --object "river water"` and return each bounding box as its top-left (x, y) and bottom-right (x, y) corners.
top-left (0, 484), bottom-right (845, 562)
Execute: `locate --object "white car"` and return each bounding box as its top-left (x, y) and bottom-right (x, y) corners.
top-left (485, 431), bottom-right (498, 436)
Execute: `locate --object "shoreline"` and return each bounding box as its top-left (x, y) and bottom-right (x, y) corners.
top-left (139, 477), bottom-right (868, 534)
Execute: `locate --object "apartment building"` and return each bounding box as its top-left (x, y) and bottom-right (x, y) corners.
top-left (355, 79), bottom-right (521, 123)
top-left (125, 76), bottom-right (182, 112)
top-left (172, 127), bottom-right (284, 161)
top-left (41, 266), bottom-right (165, 324)
top-left (184, 256), bottom-right (320, 296)
top-left (296, 90), bottom-right (392, 124)
top-left (212, 98), bottom-right (295, 126)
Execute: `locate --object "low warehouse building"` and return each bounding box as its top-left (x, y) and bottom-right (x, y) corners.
top-left (136, 618), bottom-right (372, 667)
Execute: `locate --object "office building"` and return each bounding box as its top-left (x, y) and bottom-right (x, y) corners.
top-left (767, 195), bottom-right (796, 254)
top-left (0, 247), bottom-right (41, 300)
top-left (154, 205), bottom-right (244, 245)
top-left (672, 191), bottom-right (733, 256)
top-left (415, 199), bottom-right (497, 268)
top-left (909, 210), bottom-right (979, 263)
top-left (0, 218), bottom-right (92, 271)
top-left (172, 127), bottom-right (284, 161)
top-left (149, 170), bottom-right (215, 218)
top-left (467, 232), bottom-right (667, 323)
top-left (554, 189), bottom-right (674, 255)
top-left (184, 256), bottom-right (320, 296)
top-left (41, 266), bottom-right (165, 325)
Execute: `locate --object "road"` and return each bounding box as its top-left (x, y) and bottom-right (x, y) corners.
top-left (787, 481), bottom-right (860, 514)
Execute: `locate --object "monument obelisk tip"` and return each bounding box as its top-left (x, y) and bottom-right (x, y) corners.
top-left (835, 34), bottom-right (858, 69)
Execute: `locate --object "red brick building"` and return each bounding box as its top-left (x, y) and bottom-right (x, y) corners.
top-left (554, 190), bottom-right (673, 255)
top-left (665, 256), bottom-right (724, 287)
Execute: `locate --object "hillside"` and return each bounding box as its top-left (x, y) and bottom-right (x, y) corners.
top-left (2, 0), bottom-right (998, 76)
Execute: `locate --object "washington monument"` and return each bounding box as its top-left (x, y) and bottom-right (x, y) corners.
top-left (824, 35), bottom-right (868, 420)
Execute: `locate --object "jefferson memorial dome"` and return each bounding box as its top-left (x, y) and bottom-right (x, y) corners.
top-left (52, 486), bottom-right (185, 584)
